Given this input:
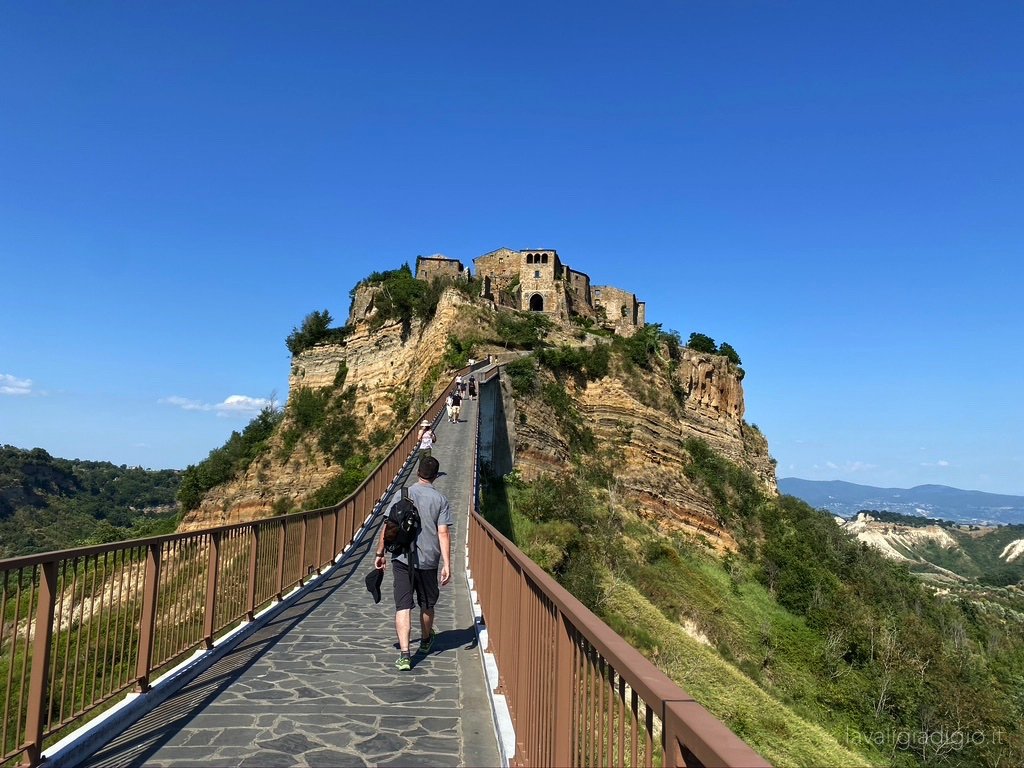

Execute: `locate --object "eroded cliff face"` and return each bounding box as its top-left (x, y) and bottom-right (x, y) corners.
top-left (510, 350), bottom-right (776, 552)
top-left (181, 286), bottom-right (777, 551)
top-left (179, 289), bottom-right (477, 531)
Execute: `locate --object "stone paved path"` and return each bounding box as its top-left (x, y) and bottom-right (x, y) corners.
top-left (76, 396), bottom-right (501, 767)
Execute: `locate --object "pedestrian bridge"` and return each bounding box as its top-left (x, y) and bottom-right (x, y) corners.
top-left (0, 364), bottom-right (769, 767)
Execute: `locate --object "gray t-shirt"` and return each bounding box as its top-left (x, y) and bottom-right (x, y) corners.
top-left (392, 482), bottom-right (452, 569)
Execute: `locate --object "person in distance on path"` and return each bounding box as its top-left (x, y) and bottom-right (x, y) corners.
top-left (449, 388), bottom-right (462, 423)
top-left (374, 456), bottom-right (452, 671)
top-left (416, 419), bottom-right (435, 458)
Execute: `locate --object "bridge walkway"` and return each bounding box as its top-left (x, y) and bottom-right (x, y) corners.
top-left (75, 395), bottom-right (501, 767)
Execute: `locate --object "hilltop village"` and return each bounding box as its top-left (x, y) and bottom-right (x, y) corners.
top-left (411, 247), bottom-right (645, 337)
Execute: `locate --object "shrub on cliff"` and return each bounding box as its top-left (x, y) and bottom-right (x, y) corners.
top-left (505, 357), bottom-right (537, 394)
top-left (286, 310), bottom-right (352, 356)
top-left (495, 310), bottom-right (552, 349)
top-left (687, 332), bottom-right (718, 354)
top-left (614, 323), bottom-right (664, 370)
top-left (685, 333), bottom-right (742, 368)
top-left (352, 264), bottom-right (475, 333)
top-left (178, 406), bottom-right (283, 512)
top-left (444, 334), bottom-right (476, 369)
top-left (718, 342), bottom-right (742, 366)
top-left (536, 343), bottom-right (611, 381)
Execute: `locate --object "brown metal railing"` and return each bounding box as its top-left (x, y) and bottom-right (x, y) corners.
top-left (468, 365), bottom-right (770, 768)
top-left (0, 365), bottom-right (478, 767)
top-left (0, 357), bottom-right (765, 767)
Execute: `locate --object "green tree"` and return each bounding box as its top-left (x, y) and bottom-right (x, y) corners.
top-left (505, 357), bottom-right (537, 394)
top-left (718, 342), bottom-right (742, 365)
top-left (495, 311), bottom-right (553, 349)
top-left (617, 323), bottom-right (663, 369)
top-left (286, 310), bottom-right (343, 356)
top-left (687, 332), bottom-right (718, 354)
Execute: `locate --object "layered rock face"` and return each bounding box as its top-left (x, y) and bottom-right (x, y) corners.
top-left (180, 289), bottom-right (477, 531)
top-left (510, 350), bottom-right (776, 552)
top-left (296, 288), bottom-right (476, 435)
top-left (181, 286), bottom-right (777, 552)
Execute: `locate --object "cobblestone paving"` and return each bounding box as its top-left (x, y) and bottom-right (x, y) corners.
top-left (78, 397), bottom-right (500, 767)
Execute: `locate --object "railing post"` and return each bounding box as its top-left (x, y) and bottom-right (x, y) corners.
top-left (298, 515), bottom-right (308, 585)
top-left (333, 501), bottom-right (346, 557)
top-left (246, 527), bottom-right (259, 621)
top-left (552, 613), bottom-right (575, 768)
top-left (135, 541), bottom-right (161, 693)
top-left (514, 565), bottom-right (528, 754)
top-left (355, 487), bottom-right (366, 528)
top-left (203, 531), bottom-right (222, 649)
top-left (276, 519), bottom-right (287, 600)
top-left (23, 562), bottom-right (57, 767)
top-left (314, 512), bottom-right (325, 573)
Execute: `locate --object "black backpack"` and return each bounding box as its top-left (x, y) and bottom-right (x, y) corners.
top-left (383, 487), bottom-right (421, 555)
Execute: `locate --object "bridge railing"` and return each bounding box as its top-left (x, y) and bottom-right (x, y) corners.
top-left (468, 366), bottom-right (770, 768)
top-left (0, 365), bottom-right (479, 767)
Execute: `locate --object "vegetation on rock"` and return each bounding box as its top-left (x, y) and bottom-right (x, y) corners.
top-left (480, 320), bottom-right (1023, 767)
top-left (494, 309), bottom-right (552, 349)
top-left (177, 407), bottom-right (283, 512)
top-left (285, 309), bottom-right (352, 356)
top-left (351, 263), bottom-right (480, 334)
top-left (482, 448), bottom-right (1024, 767)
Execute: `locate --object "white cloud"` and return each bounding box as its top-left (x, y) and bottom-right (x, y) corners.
top-left (161, 394), bottom-right (272, 417)
top-left (845, 461), bottom-right (877, 472)
top-left (216, 395), bottom-right (272, 416)
top-left (820, 460), bottom-right (876, 473)
top-left (919, 460), bottom-right (952, 468)
top-left (0, 373), bottom-right (33, 396)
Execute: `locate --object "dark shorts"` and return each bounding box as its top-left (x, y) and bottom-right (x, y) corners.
top-left (392, 561), bottom-right (440, 611)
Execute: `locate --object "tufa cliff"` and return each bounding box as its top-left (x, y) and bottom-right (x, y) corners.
top-left (179, 287), bottom-right (479, 530)
top-left (181, 266), bottom-right (776, 552)
top-left (502, 342), bottom-right (775, 552)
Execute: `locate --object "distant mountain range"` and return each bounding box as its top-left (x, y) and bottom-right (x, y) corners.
top-left (778, 478), bottom-right (1024, 526)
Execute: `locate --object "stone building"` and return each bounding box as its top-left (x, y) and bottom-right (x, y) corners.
top-left (592, 285), bottom-right (646, 336)
top-left (415, 255), bottom-right (467, 282)
top-left (517, 249), bottom-right (567, 316)
top-left (473, 248), bottom-right (521, 302)
top-left (398, 247), bottom-right (645, 336)
top-left (471, 247), bottom-right (644, 336)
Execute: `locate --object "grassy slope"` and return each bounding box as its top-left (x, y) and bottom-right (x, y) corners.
top-left (607, 514), bottom-right (884, 765)
top-left (485, 474), bottom-right (884, 767)
top-left (600, 579), bottom-right (879, 767)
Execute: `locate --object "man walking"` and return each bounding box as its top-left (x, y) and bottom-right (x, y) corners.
top-left (374, 456), bottom-right (452, 671)
top-left (450, 388), bottom-right (462, 423)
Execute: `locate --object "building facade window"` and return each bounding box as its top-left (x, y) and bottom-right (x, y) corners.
top-left (534, 270), bottom-right (541, 278)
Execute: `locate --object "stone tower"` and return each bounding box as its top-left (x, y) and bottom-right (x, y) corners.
top-left (469, 246), bottom-right (646, 335)
top-left (518, 249), bottom-right (566, 317)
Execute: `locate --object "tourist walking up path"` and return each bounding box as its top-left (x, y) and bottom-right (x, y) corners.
top-left (77, 396), bottom-right (499, 768)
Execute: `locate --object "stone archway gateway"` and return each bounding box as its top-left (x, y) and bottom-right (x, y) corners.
top-left (529, 293), bottom-right (544, 312)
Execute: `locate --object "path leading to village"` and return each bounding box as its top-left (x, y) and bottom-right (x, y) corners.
top-left (76, 396), bottom-right (501, 768)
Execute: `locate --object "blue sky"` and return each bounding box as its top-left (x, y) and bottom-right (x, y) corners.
top-left (2, 2), bottom-right (1022, 494)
